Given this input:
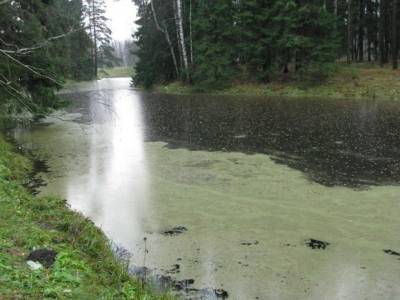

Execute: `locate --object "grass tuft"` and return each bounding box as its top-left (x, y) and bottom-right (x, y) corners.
top-left (98, 67), bottom-right (134, 79)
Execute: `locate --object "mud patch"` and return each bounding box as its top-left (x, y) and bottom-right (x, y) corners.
top-left (27, 249), bottom-right (57, 268)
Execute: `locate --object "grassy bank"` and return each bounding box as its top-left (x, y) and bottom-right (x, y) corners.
top-left (0, 134), bottom-right (170, 299)
top-left (153, 63), bottom-right (400, 100)
top-left (98, 67), bottom-right (134, 79)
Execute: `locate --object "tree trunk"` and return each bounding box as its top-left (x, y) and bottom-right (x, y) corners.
top-left (393, 0), bottom-right (398, 69)
top-left (347, 0), bottom-right (353, 64)
top-left (150, 0), bottom-right (179, 77)
top-left (374, 1), bottom-right (379, 61)
top-left (367, 0), bottom-right (373, 61)
top-left (176, 0), bottom-right (189, 81)
top-left (379, 0), bottom-right (386, 66)
top-left (358, 0), bottom-right (364, 62)
top-left (91, 0), bottom-right (98, 78)
top-left (334, 0), bottom-right (338, 16)
top-left (189, 0), bottom-right (193, 66)
top-left (172, 0), bottom-right (183, 70)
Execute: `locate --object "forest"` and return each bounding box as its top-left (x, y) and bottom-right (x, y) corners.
top-left (0, 0), bottom-right (119, 114)
top-left (133, 0), bottom-right (400, 89)
top-left (2, 0), bottom-right (399, 110)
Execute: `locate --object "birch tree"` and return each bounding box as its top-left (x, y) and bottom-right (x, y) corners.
top-left (150, 0), bottom-right (179, 77)
top-left (175, 0), bottom-right (190, 80)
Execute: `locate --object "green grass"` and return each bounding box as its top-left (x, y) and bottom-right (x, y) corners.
top-left (0, 134), bottom-right (172, 299)
top-left (98, 67), bottom-right (134, 79)
top-left (153, 63), bottom-right (400, 100)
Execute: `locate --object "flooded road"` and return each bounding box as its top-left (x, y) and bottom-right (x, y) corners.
top-left (11, 78), bottom-right (400, 299)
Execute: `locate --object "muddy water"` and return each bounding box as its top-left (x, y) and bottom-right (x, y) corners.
top-left (11, 78), bottom-right (400, 299)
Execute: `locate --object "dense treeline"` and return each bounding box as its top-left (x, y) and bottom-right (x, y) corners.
top-left (133, 0), bottom-right (400, 88)
top-left (0, 0), bottom-right (115, 113)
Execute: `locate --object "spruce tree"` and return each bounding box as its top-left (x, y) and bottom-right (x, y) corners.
top-left (86, 0), bottom-right (114, 77)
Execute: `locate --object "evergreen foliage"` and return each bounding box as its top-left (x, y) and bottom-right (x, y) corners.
top-left (0, 0), bottom-right (93, 113)
top-left (133, 1), bottom-right (178, 87)
top-left (133, 0), bottom-right (400, 88)
top-left (86, 0), bottom-right (118, 77)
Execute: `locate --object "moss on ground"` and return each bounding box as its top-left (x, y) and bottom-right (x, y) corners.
top-left (0, 134), bottom-right (172, 299)
top-left (153, 63), bottom-right (400, 100)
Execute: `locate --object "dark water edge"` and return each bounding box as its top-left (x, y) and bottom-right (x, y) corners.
top-left (63, 91), bottom-right (400, 189)
top-left (1, 127), bottom-right (49, 195)
top-left (112, 242), bottom-right (229, 300)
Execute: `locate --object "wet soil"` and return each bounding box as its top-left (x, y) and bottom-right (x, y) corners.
top-left (27, 249), bottom-right (57, 268)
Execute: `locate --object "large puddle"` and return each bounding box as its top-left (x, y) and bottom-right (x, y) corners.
top-left (11, 78), bottom-right (400, 299)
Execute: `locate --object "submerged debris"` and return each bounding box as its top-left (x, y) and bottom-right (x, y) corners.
top-left (200, 288), bottom-right (229, 299)
top-left (165, 264), bottom-right (180, 274)
top-left (240, 240), bottom-right (259, 246)
top-left (130, 265), bottom-right (229, 298)
top-left (174, 279), bottom-right (195, 290)
top-left (162, 226), bottom-right (188, 236)
top-left (27, 249), bottom-right (57, 268)
top-left (383, 249), bottom-right (400, 257)
top-left (305, 239), bottom-right (330, 250)
top-left (214, 289), bottom-right (229, 298)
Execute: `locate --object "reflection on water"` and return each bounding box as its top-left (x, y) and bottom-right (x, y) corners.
top-left (11, 78), bottom-right (400, 299)
top-left (63, 89), bottom-right (149, 246)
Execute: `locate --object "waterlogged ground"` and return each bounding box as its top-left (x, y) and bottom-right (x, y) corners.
top-left (11, 78), bottom-right (400, 299)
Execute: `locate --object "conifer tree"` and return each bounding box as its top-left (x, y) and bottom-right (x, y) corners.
top-left (132, 0), bottom-right (400, 88)
top-left (0, 0), bottom-right (93, 113)
top-left (86, 0), bottom-right (114, 77)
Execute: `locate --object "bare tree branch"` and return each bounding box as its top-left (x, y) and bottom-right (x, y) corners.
top-left (0, 50), bottom-right (62, 85)
top-left (0, 78), bottom-right (35, 112)
top-left (0, 29), bottom-right (77, 88)
top-left (0, 37), bottom-right (15, 48)
top-left (0, 29), bottom-right (77, 55)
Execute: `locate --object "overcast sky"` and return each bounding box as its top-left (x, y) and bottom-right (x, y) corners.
top-left (106, 0), bottom-right (137, 41)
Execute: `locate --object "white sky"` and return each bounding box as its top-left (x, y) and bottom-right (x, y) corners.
top-left (106, 0), bottom-right (137, 41)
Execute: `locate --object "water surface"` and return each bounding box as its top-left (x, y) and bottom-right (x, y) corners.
top-left (12, 78), bottom-right (400, 299)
